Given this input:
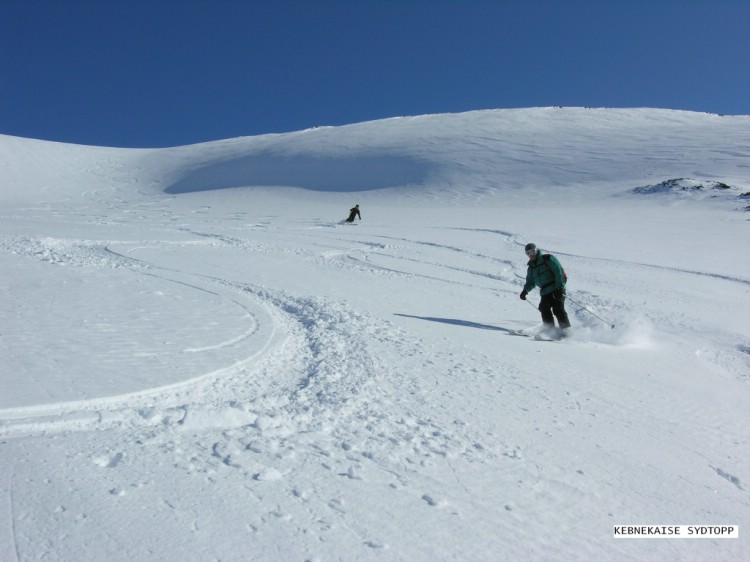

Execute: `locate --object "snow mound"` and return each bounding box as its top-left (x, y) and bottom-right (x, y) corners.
top-left (632, 178), bottom-right (747, 208)
top-left (633, 178), bottom-right (734, 194)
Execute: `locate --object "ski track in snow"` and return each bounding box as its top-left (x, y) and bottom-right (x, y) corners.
top-left (0, 224), bottom-right (500, 478)
top-left (0, 231), bottom-right (494, 459)
top-left (1, 215), bottom-right (744, 435)
top-left (1, 222), bottom-right (521, 557)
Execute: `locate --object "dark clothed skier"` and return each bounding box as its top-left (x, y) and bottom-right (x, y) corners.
top-left (520, 243), bottom-right (571, 329)
top-left (346, 204), bottom-right (361, 222)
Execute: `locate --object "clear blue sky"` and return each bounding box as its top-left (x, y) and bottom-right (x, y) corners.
top-left (2, 0), bottom-right (748, 148)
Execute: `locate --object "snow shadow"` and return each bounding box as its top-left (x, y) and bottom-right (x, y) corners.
top-left (165, 152), bottom-right (432, 193)
top-left (394, 313), bottom-right (513, 333)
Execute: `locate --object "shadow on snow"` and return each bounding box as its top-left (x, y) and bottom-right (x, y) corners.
top-left (165, 152), bottom-right (433, 193)
top-left (394, 313), bottom-right (515, 334)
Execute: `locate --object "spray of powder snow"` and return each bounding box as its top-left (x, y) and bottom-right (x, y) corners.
top-left (568, 308), bottom-right (655, 348)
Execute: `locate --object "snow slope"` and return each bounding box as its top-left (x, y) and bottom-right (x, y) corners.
top-left (1, 108), bottom-right (749, 561)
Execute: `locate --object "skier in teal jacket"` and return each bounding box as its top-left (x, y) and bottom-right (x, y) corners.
top-left (520, 243), bottom-right (571, 329)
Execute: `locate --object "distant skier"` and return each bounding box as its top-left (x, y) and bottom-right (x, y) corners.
top-left (519, 243), bottom-right (571, 330)
top-left (346, 204), bottom-right (361, 223)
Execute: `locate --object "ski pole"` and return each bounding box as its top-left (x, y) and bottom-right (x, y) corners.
top-left (565, 295), bottom-right (615, 329)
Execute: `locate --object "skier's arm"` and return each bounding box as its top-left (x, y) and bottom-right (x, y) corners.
top-left (522, 268), bottom-right (535, 294)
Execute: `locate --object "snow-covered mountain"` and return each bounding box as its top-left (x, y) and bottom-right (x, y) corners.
top-left (1, 108), bottom-right (748, 561)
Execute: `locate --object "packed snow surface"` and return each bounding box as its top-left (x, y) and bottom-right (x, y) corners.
top-left (1, 108), bottom-right (749, 561)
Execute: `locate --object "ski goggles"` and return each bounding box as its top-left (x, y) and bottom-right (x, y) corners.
top-left (525, 249), bottom-right (537, 256)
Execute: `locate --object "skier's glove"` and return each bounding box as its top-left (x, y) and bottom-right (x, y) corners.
top-left (520, 291), bottom-right (527, 300)
top-left (553, 288), bottom-right (565, 300)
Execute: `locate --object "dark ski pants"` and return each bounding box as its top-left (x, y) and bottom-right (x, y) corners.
top-left (539, 293), bottom-right (571, 328)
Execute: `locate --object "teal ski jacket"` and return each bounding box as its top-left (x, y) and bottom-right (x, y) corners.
top-left (523, 252), bottom-right (566, 296)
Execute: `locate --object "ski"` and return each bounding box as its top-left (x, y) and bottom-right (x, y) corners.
top-left (508, 327), bottom-right (569, 342)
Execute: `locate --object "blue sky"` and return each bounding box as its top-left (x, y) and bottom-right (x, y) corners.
top-left (2, 0), bottom-right (748, 148)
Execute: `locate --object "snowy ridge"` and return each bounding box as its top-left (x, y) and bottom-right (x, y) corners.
top-left (4, 107), bottom-right (749, 204)
top-left (1, 108), bottom-right (749, 561)
top-left (141, 108), bottom-right (750, 208)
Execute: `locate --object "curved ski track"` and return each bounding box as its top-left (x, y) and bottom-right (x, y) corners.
top-left (0, 230), bottom-right (494, 479)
